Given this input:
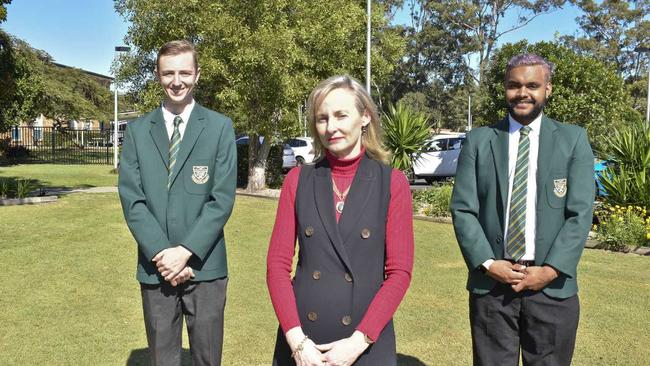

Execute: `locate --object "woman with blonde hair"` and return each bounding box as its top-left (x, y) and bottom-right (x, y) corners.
top-left (267, 75), bottom-right (414, 365)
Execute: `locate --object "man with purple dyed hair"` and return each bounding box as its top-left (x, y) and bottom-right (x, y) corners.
top-left (451, 53), bottom-right (594, 365)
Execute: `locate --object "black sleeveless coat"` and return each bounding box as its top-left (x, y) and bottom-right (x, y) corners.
top-left (272, 154), bottom-right (396, 366)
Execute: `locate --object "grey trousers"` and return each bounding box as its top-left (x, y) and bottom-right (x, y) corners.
top-left (469, 283), bottom-right (579, 366)
top-left (140, 278), bottom-right (228, 366)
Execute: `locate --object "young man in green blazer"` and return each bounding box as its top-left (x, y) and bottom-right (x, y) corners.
top-left (451, 54), bottom-right (594, 366)
top-left (118, 40), bottom-right (236, 366)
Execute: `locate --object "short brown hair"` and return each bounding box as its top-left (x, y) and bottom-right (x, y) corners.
top-left (306, 75), bottom-right (390, 165)
top-left (156, 40), bottom-right (198, 70)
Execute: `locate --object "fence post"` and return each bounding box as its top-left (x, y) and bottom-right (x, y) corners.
top-left (51, 127), bottom-right (56, 163)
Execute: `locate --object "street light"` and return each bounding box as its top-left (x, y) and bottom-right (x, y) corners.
top-left (113, 45), bottom-right (131, 169)
top-left (634, 46), bottom-right (650, 127)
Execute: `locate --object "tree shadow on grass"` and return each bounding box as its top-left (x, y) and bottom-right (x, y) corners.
top-left (126, 348), bottom-right (192, 366)
top-left (398, 353), bottom-right (428, 366)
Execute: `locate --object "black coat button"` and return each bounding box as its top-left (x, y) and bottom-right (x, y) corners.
top-left (312, 270), bottom-right (321, 280)
top-left (305, 226), bottom-right (314, 237)
top-left (308, 312), bottom-right (318, 321)
top-left (344, 273), bottom-right (353, 282)
top-left (341, 315), bottom-right (352, 326)
top-left (361, 228), bottom-right (370, 239)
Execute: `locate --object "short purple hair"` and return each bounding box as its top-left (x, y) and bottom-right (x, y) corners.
top-left (506, 53), bottom-right (554, 82)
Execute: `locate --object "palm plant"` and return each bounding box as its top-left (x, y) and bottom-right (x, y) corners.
top-left (382, 102), bottom-right (432, 176)
top-left (598, 121), bottom-right (650, 207)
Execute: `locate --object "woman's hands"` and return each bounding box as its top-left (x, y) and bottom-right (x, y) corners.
top-left (286, 328), bottom-right (371, 366)
top-left (315, 331), bottom-right (370, 366)
top-left (286, 328), bottom-right (325, 366)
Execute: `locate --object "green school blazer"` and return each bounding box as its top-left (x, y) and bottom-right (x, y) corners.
top-left (118, 104), bottom-right (237, 284)
top-left (451, 116), bottom-right (594, 299)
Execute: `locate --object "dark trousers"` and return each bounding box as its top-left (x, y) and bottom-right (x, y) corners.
top-left (140, 278), bottom-right (228, 366)
top-left (469, 283), bottom-right (579, 366)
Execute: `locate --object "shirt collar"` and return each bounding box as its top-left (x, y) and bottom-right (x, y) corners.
top-left (161, 99), bottom-right (195, 124)
top-left (508, 112), bottom-right (542, 135)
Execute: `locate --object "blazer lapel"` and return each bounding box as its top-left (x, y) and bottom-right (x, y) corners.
top-left (338, 154), bottom-right (375, 245)
top-left (168, 105), bottom-right (207, 188)
top-left (536, 116), bottom-right (558, 201)
top-left (490, 118), bottom-right (510, 219)
top-left (313, 160), bottom-right (352, 272)
top-left (149, 108), bottom-right (169, 170)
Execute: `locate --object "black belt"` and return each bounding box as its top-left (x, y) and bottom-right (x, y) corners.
top-left (508, 259), bottom-right (535, 267)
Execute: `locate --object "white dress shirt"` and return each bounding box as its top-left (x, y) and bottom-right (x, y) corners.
top-left (502, 113), bottom-right (542, 261)
top-left (162, 99), bottom-right (195, 141)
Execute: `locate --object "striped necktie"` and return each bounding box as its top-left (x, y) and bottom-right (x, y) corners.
top-left (506, 125), bottom-right (532, 261)
top-left (168, 116), bottom-right (183, 190)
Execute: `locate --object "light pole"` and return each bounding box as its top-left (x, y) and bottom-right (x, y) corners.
top-left (113, 46), bottom-right (131, 169)
top-left (635, 46), bottom-right (650, 127)
top-left (366, 0), bottom-right (371, 93)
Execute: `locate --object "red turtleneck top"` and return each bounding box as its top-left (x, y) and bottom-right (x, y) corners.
top-left (266, 149), bottom-right (414, 341)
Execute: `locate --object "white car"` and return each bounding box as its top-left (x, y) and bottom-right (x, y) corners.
top-left (286, 137), bottom-right (315, 165)
top-left (412, 133), bottom-right (466, 183)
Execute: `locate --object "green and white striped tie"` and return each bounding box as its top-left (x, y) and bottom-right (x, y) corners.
top-left (506, 125), bottom-right (532, 261)
top-left (168, 116), bottom-right (183, 190)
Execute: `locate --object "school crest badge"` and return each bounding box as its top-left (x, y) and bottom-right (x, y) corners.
top-left (553, 178), bottom-right (567, 198)
top-left (191, 166), bottom-right (209, 184)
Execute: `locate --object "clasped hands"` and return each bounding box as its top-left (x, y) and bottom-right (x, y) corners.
top-left (485, 260), bottom-right (559, 292)
top-left (152, 245), bottom-right (194, 287)
top-left (288, 328), bottom-right (369, 366)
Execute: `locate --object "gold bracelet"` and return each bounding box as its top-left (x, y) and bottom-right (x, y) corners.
top-left (291, 336), bottom-right (309, 358)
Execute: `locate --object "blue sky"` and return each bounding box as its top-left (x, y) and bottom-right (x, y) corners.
top-left (2, 1), bottom-right (580, 76)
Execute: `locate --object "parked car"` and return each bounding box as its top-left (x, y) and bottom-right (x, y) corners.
top-left (286, 137), bottom-right (315, 165)
top-left (235, 135), bottom-right (297, 170)
top-left (412, 133), bottom-right (466, 184)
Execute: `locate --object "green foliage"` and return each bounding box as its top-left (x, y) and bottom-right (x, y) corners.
top-left (382, 102), bottom-right (431, 173)
top-left (114, 0), bottom-right (405, 190)
top-left (0, 33), bottom-right (112, 131)
top-left (478, 41), bottom-right (642, 151)
top-left (598, 121), bottom-right (650, 208)
top-left (0, 0), bottom-right (10, 23)
top-left (412, 183), bottom-right (454, 217)
top-left (0, 177), bottom-right (38, 199)
top-left (595, 204), bottom-right (649, 251)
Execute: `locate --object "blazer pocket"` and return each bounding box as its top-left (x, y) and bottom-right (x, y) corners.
top-left (184, 159), bottom-right (213, 195)
top-left (546, 172), bottom-right (568, 209)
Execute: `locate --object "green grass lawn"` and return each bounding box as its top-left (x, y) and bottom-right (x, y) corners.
top-left (0, 193), bottom-right (648, 365)
top-left (0, 164), bottom-right (117, 189)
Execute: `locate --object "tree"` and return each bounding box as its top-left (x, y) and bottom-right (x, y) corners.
top-left (0, 0), bottom-right (11, 23)
top-left (115, 0), bottom-right (405, 191)
top-left (561, 0), bottom-right (650, 116)
top-left (477, 41), bottom-right (643, 152)
top-left (0, 34), bottom-right (113, 131)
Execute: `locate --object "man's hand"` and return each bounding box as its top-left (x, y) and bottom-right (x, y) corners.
top-left (485, 260), bottom-right (526, 284)
top-left (152, 246), bottom-right (193, 282)
top-left (316, 330), bottom-right (369, 366)
top-left (511, 265), bottom-right (559, 292)
top-left (170, 266), bottom-right (195, 287)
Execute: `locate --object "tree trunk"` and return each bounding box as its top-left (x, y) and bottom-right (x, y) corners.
top-left (246, 134), bottom-right (271, 192)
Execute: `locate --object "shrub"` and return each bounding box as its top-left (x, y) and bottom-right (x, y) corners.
top-left (595, 204), bottom-right (649, 251)
top-left (598, 121), bottom-right (650, 208)
top-left (0, 178), bottom-right (11, 198)
top-left (412, 183), bottom-right (454, 217)
top-left (382, 102), bottom-right (432, 176)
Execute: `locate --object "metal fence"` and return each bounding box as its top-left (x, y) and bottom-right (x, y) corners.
top-left (0, 126), bottom-right (122, 165)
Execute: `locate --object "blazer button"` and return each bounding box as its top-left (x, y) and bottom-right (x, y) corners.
top-left (305, 226), bottom-right (314, 237)
top-left (312, 270), bottom-right (321, 280)
top-left (341, 315), bottom-right (352, 326)
top-left (361, 228), bottom-right (371, 239)
top-left (344, 273), bottom-right (353, 282)
top-left (308, 312), bottom-right (318, 322)
top-left (496, 235), bottom-right (503, 244)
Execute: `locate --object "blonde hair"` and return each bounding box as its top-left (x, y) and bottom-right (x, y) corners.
top-left (306, 75), bottom-right (390, 165)
top-left (156, 40), bottom-right (198, 71)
